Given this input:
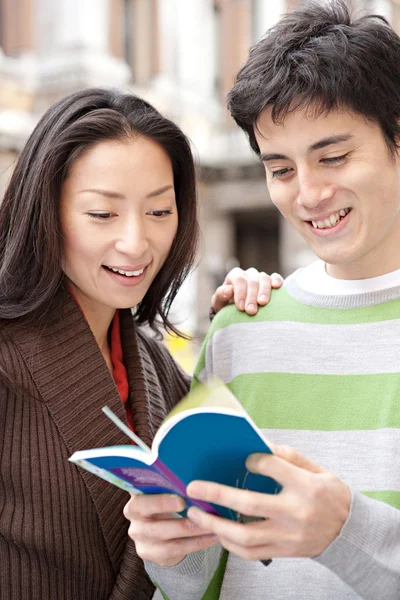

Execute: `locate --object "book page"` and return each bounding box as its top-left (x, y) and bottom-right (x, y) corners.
top-left (166, 378), bottom-right (246, 421)
top-left (151, 379), bottom-right (257, 456)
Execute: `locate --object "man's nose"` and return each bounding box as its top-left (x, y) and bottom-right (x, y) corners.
top-left (296, 170), bottom-right (334, 209)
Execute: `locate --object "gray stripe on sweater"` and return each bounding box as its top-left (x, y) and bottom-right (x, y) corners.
top-left (204, 320), bottom-right (400, 380)
top-left (260, 428), bottom-right (400, 492)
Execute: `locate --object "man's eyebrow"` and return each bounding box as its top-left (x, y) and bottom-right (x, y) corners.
top-left (260, 134), bottom-right (354, 163)
top-left (79, 185), bottom-right (174, 199)
top-left (308, 134), bottom-right (354, 153)
top-left (260, 152), bottom-right (288, 163)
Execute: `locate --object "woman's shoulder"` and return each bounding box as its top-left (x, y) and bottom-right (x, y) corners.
top-left (0, 319), bottom-right (20, 358)
top-left (0, 320), bottom-right (41, 395)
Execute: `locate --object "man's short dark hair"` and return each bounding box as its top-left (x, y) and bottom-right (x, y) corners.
top-left (227, 0), bottom-right (400, 155)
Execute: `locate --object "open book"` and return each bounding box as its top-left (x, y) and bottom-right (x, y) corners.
top-left (69, 380), bottom-right (282, 521)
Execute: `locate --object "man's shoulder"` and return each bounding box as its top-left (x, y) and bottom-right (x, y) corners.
top-left (207, 286), bottom-right (297, 337)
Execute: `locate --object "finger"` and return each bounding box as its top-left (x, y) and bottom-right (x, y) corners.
top-left (255, 272), bottom-right (273, 305)
top-left (222, 267), bottom-right (243, 287)
top-left (187, 507), bottom-right (245, 539)
top-left (136, 534), bottom-right (219, 565)
top-left (246, 452), bottom-right (326, 484)
top-left (187, 507), bottom-right (277, 549)
top-left (124, 493), bottom-right (185, 519)
top-left (243, 268), bottom-right (265, 314)
top-left (217, 536), bottom-right (277, 561)
top-left (187, 480), bottom-right (276, 519)
top-left (211, 285), bottom-right (234, 312)
top-left (187, 511), bottom-right (289, 557)
top-left (230, 275), bottom-right (247, 311)
top-left (151, 512), bottom-right (184, 521)
top-left (221, 267), bottom-right (248, 311)
top-left (274, 445), bottom-right (326, 473)
top-left (270, 272), bottom-right (284, 288)
top-left (129, 516), bottom-right (212, 542)
top-left (258, 447), bottom-right (327, 474)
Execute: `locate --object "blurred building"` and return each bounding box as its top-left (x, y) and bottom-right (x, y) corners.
top-left (0, 0), bottom-right (397, 340)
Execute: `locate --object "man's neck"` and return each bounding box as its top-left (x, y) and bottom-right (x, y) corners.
top-left (326, 256), bottom-right (400, 281)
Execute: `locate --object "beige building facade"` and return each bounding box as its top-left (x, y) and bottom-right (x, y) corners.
top-left (0, 0), bottom-right (396, 335)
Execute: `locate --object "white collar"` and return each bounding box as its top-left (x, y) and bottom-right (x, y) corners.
top-left (295, 260), bottom-right (400, 296)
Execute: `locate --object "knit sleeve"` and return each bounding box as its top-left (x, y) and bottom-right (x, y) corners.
top-left (0, 329), bottom-right (155, 600)
top-left (145, 545), bottom-right (223, 600)
top-left (314, 489), bottom-right (400, 599)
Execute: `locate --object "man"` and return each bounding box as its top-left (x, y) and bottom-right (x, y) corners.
top-left (125, 2), bottom-right (400, 598)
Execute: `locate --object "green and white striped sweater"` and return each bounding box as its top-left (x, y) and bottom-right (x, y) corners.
top-left (147, 262), bottom-right (400, 599)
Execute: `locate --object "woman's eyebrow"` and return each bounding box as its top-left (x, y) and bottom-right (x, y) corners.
top-left (146, 185), bottom-right (175, 198)
top-left (78, 185), bottom-right (174, 199)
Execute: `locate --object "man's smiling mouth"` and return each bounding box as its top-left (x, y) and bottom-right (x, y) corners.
top-left (309, 207), bottom-right (352, 230)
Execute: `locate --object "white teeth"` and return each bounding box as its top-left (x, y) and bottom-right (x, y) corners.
top-left (109, 267), bottom-right (145, 277)
top-left (312, 208), bottom-right (350, 230)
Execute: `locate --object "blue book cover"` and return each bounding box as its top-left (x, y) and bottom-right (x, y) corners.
top-left (69, 380), bottom-right (282, 521)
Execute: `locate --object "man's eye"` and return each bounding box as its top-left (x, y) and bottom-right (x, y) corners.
top-left (88, 213), bottom-right (114, 220)
top-left (271, 168), bottom-right (292, 179)
top-left (321, 153), bottom-right (349, 165)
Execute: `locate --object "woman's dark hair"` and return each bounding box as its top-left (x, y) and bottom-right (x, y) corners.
top-left (228, 0), bottom-right (400, 155)
top-left (0, 87), bottom-right (199, 335)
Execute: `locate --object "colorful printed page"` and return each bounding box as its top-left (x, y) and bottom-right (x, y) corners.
top-left (70, 446), bottom-right (218, 515)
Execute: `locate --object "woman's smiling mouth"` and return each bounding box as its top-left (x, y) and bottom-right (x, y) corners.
top-left (102, 264), bottom-right (149, 286)
top-left (103, 265), bottom-right (146, 277)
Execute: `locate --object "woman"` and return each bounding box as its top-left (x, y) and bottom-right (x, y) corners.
top-left (0, 88), bottom-right (280, 600)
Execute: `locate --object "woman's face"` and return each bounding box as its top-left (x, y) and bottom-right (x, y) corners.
top-left (60, 136), bottom-right (178, 315)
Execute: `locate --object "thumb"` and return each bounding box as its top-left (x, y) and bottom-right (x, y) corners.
top-left (211, 285), bottom-right (234, 312)
top-left (273, 444), bottom-right (326, 474)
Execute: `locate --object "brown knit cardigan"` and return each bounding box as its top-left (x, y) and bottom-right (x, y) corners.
top-left (0, 289), bottom-right (190, 600)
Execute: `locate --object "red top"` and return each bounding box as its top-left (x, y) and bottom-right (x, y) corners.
top-left (109, 310), bottom-right (133, 430)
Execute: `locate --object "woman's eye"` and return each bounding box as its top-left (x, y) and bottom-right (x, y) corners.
top-left (88, 212), bottom-right (114, 220)
top-left (148, 210), bottom-right (172, 217)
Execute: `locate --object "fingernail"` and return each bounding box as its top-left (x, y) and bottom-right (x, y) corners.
top-left (246, 303), bottom-right (256, 312)
top-left (170, 495), bottom-right (186, 511)
top-left (187, 507), bottom-right (201, 522)
top-left (258, 294), bottom-right (268, 303)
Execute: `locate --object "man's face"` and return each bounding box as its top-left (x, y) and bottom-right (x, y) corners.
top-left (255, 106), bottom-right (400, 279)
